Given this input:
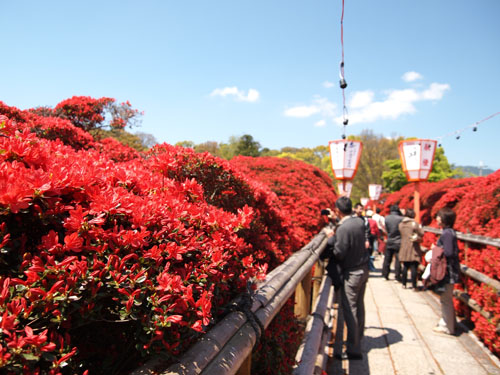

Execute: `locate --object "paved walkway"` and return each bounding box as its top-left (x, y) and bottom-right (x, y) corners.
top-left (325, 257), bottom-right (500, 375)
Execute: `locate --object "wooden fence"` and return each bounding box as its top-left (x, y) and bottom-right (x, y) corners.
top-left (131, 226), bottom-right (500, 375)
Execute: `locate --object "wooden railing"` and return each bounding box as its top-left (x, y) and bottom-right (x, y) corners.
top-left (131, 231), bottom-right (330, 375)
top-left (130, 226), bottom-right (500, 375)
top-left (422, 226), bottom-right (500, 333)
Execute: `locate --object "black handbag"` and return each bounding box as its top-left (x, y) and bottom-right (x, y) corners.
top-left (326, 261), bottom-right (344, 290)
top-left (431, 279), bottom-right (446, 294)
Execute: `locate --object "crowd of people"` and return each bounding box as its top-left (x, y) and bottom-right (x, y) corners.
top-left (320, 198), bottom-right (460, 360)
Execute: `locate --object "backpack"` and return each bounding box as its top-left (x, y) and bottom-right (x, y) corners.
top-left (430, 245), bottom-right (447, 284)
top-left (368, 218), bottom-right (379, 238)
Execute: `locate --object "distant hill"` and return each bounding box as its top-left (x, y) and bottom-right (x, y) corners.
top-left (455, 165), bottom-right (496, 177)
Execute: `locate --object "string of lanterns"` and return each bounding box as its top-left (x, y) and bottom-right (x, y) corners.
top-left (331, 0), bottom-right (498, 203)
top-left (339, 0), bottom-right (348, 140)
top-left (436, 111), bottom-right (500, 147)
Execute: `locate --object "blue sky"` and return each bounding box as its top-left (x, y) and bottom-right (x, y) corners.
top-left (1, 1), bottom-right (499, 169)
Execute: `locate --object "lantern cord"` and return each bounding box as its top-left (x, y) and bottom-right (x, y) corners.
top-left (436, 111), bottom-right (500, 145)
top-left (339, 0), bottom-right (348, 140)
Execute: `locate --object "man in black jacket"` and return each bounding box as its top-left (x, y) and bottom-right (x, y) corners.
top-left (382, 204), bottom-right (404, 281)
top-left (332, 197), bottom-right (369, 360)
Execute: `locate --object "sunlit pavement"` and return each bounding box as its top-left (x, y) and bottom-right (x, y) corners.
top-left (325, 255), bottom-right (500, 375)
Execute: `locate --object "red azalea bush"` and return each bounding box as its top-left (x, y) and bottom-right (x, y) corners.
top-left (251, 299), bottom-right (303, 375)
top-left (0, 101), bottom-right (95, 150)
top-left (97, 137), bottom-right (141, 163)
top-left (0, 98), bottom-right (328, 374)
top-left (231, 156), bottom-right (338, 247)
top-left (230, 156), bottom-right (338, 374)
top-left (0, 118), bottom-right (265, 373)
top-left (147, 145), bottom-right (300, 270)
top-left (383, 171), bottom-right (500, 355)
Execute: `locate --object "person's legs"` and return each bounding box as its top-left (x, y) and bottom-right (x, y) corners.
top-left (382, 248), bottom-right (394, 280)
top-left (394, 252), bottom-right (401, 281)
top-left (356, 267), bottom-right (369, 339)
top-left (333, 292), bottom-right (344, 358)
top-left (401, 262), bottom-right (409, 287)
top-left (439, 283), bottom-right (456, 334)
top-left (410, 262), bottom-right (418, 289)
top-left (342, 268), bottom-right (368, 356)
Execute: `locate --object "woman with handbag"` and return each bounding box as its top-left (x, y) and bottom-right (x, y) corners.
top-left (398, 209), bottom-right (424, 290)
top-left (433, 207), bottom-right (461, 335)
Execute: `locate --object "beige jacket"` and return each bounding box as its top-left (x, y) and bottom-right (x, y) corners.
top-left (398, 217), bottom-right (424, 262)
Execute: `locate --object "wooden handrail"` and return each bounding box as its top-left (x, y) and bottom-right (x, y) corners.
top-left (131, 231), bottom-right (328, 375)
top-left (293, 275), bottom-right (334, 375)
top-left (423, 226), bottom-right (500, 248)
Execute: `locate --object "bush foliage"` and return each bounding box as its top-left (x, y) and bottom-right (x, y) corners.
top-left (0, 98), bottom-right (336, 374)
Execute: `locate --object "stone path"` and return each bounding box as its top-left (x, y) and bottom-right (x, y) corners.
top-left (325, 257), bottom-right (500, 375)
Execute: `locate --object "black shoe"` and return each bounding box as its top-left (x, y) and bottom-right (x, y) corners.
top-left (347, 352), bottom-right (363, 360)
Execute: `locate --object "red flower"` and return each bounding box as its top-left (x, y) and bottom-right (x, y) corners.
top-left (64, 232), bottom-right (84, 252)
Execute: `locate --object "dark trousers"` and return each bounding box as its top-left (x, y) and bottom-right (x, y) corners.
top-left (382, 247), bottom-right (401, 281)
top-left (335, 266), bottom-right (369, 356)
top-left (402, 261), bottom-right (419, 288)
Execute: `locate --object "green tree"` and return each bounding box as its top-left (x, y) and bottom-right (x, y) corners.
top-left (234, 134), bottom-right (261, 157)
top-left (217, 136), bottom-right (239, 159)
top-left (194, 141), bottom-right (219, 155)
top-left (347, 130), bottom-right (402, 203)
top-left (275, 145), bottom-right (333, 178)
top-left (134, 131), bottom-right (158, 148)
top-left (176, 140), bottom-right (195, 148)
top-left (93, 129), bottom-right (148, 151)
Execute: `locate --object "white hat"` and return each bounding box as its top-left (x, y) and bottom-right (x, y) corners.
top-left (366, 210), bottom-right (374, 217)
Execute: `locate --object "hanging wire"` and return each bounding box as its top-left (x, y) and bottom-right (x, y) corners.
top-left (339, 0), bottom-right (348, 141)
top-left (436, 111), bottom-right (500, 146)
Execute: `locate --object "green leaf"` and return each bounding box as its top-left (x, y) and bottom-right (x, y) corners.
top-left (22, 353), bottom-right (40, 361)
top-left (135, 275), bottom-right (147, 284)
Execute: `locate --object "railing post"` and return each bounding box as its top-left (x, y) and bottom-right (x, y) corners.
top-left (312, 261), bottom-right (324, 308)
top-left (236, 352), bottom-right (252, 375)
top-left (295, 270), bottom-right (312, 320)
top-left (464, 229), bottom-right (470, 320)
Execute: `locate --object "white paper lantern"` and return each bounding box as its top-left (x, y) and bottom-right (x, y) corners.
top-left (398, 139), bottom-right (437, 181)
top-left (337, 181), bottom-right (353, 197)
top-left (368, 184), bottom-right (382, 200)
top-left (329, 140), bottom-right (363, 180)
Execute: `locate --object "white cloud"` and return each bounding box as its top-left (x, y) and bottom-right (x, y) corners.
top-left (323, 81), bottom-right (335, 88)
top-left (335, 82), bottom-right (450, 125)
top-left (421, 83), bottom-right (450, 100)
top-left (350, 91), bottom-right (374, 109)
top-left (284, 97), bottom-right (337, 119)
top-left (402, 71), bottom-right (423, 82)
top-left (314, 119), bottom-right (326, 127)
top-left (284, 105), bottom-right (320, 118)
top-left (210, 86), bottom-right (260, 102)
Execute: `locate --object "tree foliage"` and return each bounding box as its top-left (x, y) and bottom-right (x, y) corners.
top-left (346, 130), bottom-right (402, 202)
top-left (176, 134), bottom-right (263, 159)
top-left (171, 131), bottom-right (464, 202)
top-left (134, 131), bottom-right (158, 149)
top-left (49, 96), bottom-right (142, 132)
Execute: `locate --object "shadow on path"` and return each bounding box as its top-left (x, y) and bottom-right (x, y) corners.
top-left (363, 326), bottom-right (403, 351)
